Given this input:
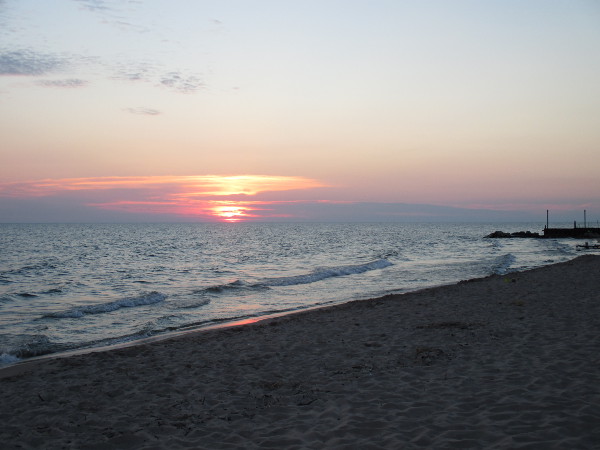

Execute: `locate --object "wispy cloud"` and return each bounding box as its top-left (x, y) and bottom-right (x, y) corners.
top-left (73, 1), bottom-right (206, 93)
top-left (113, 63), bottom-right (152, 82)
top-left (0, 48), bottom-right (204, 93)
top-left (75, 0), bottom-right (111, 13)
top-left (113, 62), bottom-right (204, 93)
top-left (1, 2), bottom-right (204, 93)
top-left (159, 71), bottom-right (204, 93)
top-left (0, 49), bottom-right (66, 76)
top-left (36, 78), bottom-right (88, 88)
top-left (1, 175), bottom-right (577, 222)
top-left (0, 175), bottom-right (327, 197)
top-left (124, 107), bottom-right (161, 116)
top-left (74, 0), bottom-right (151, 34)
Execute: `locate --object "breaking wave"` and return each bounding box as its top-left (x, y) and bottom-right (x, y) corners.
top-left (42, 291), bottom-right (167, 319)
top-left (491, 253), bottom-right (516, 275)
top-left (260, 258), bottom-right (393, 287)
top-left (0, 334), bottom-right (72, 364)
top-left (197, 258), bottom-right (393, 294)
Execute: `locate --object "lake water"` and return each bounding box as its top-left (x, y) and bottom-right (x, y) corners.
top-left (0, 222), bottom-right (577, 365)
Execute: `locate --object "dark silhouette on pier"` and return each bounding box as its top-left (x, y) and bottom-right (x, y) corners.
top-left (487, 210), bottom-right (600, 239)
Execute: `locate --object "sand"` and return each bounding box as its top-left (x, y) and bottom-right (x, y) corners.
top-left (1, 255), bottom-right (599, 449)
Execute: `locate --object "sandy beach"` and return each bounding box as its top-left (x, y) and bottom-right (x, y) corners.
top-left (1, 255), bottom-right (599, 449)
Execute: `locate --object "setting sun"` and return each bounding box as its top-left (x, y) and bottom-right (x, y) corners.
top-left (210, 205), bottom-right (251, 222)
top-left (0, 175), bottom-right (326, 221)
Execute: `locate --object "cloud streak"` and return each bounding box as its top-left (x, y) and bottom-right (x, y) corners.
top-left (74, 0), bottom-right (149, 34)
top-left (75, 0), bottom-right (112, 13)
top-left (2, 175), bottom-right (592, 223)
top-left (159, 71), bottom-right (204, 93)
top-left (36, 78), bottom-right (88, 88)
top-left (0, 48), bottom-right (204, 93)
top-left (0, 175), bottom-right (329, 221)
top-left (124, 107), bottom-right (161, 116)
top-left (1, 1), bottom-right (204, 94)
top-left (0, 49), bottom-right (66, 76)
top-left (113, 62), bottom-right (205, 93)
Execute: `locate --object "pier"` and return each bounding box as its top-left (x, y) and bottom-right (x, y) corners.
top-left (488, 210), bottom-right (600, 239)
top-left (543, 226), bottom-right (600, 239)
top-left (543, 209), bottom-right (600, 238)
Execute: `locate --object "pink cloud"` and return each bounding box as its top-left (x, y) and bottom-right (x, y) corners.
top-left (0, 175), bottom-right (329, 221)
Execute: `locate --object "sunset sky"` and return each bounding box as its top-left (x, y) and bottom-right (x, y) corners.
top-left (1, 0), bottom-right (599, 222)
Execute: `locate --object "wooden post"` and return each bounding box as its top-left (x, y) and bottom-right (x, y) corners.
top-left (546, 210), bottom-right (549, 229)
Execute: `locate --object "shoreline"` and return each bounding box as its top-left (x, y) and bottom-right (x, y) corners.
top-left (2, 255), bottom-right (599, 448)
top-left (0, 261), bottom-right (548, 376)
top-left (0, 307), bottom-right (329, 379)
top-left (0, 276), bottom-right (468, 374)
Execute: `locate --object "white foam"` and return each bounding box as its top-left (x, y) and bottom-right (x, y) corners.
top-left (492, 253), bottom-right (516, 275)
top-left (262, 259), bottom-right (393, 287)
top-left (43, 291), bottom-right (167, 319)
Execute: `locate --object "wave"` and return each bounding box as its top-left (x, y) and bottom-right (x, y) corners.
top-left (546, 239), bottom-right (576, 255)
top-left (0, 334), bottom-right (71, 364)
top-left (0, 293), bottom-right (37, 304)
top-left (261, 258), bottom-right (393, 287)
top-left (42, 291), bottom-right (167, 319)
top-left (192, 280), bottom-right (268, 296)
top-left (5, 259), bottom-right (59, 276)
top-left (176, 298), bottom-right (212, 309)
top-left (43, 288), bottom-right (63, 294)
top-left (0, 353), bottom-right (21, 366)
top-left (0, 287), bottom-right (64, 304)
top-left (491, 253), bottom-right (516, 275)
top-left (196, 259), bottom-right (393, 294)
top-left (206, 279), bottom-right (263, 293)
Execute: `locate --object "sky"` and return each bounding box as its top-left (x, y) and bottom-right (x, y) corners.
top-left (1, 0), bottom-right (599, 223)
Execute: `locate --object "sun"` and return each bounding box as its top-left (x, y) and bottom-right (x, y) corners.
top-left (210, 205), bottom-right (250, 222)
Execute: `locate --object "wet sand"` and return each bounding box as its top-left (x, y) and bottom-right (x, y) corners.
top-left (1, 255), bottom-right (599, 449)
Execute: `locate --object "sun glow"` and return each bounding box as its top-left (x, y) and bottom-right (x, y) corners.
top-left (0, 175), bottom-right (327, 197)
top-left (210, 205), bottom-right (251, 222)
top-left (0, 174), bottom-right (328, 222)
